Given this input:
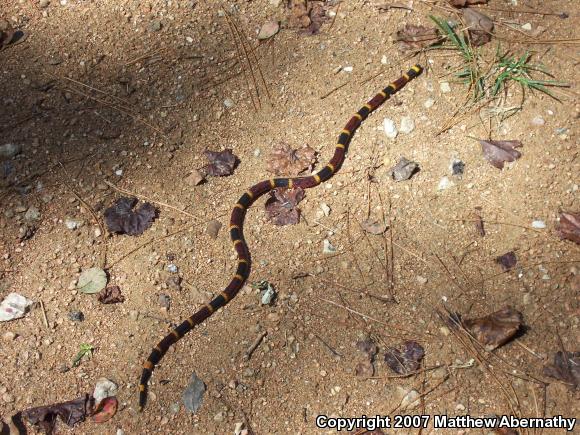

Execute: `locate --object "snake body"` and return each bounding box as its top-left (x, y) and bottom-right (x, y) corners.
top-left (138, 64), bottom-right (423, 411)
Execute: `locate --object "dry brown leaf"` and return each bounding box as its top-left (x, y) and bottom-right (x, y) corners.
top-left (203, 149), bottom-right (238, 177)
top-left (556, 211), bottom-right (580, 244)
top-left (384, 341), bottom-right (425, 375)
top-left (287, 0), bottom-right (330, 35)
top-left (265, 187), bottom-right (305, 226)
top-left (543, 351), bottom-right (580, 390)
top-left (495, 251), bottom-right (517, 272)
top-left (97, 286), bottom-right (125, 304)
top-left (395, 24), bottom-right (441, 52)
top-left (463, 8), bottom-right (494, 46)
top-left (463, 307), bottom-right (523, 351)
top-left (267, 143), bottom-right (317, 176)
top-left (479, 139), bottom-right (522, 169)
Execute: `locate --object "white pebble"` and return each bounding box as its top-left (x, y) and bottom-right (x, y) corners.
top-left (320, 203), bottom-right (331, 217)
top-left (440, 82), bottom-right (451, 93)
top-left (399, 116), bottom-right (415, 134)
top-left (380, 55), bottom-right (388, 65)
top-left (342, 66), bottom-right (353, 73)
top-left (521, 23), bottom-right (532, 31)
top-left (115, 169), bottom-right (123, 176)
top-left (253, 148), bottom-right (261, 157)
top-left (382, 118), bottom-right (398, 139)
top-left (223, 98), bottom-right (235, 108)
top-left (532, 220), bottom-right (546, 229)
top-left (437, 176), bottom-right (454, 191)
top-left (323, 239), bottom-right (336, 254)
top-left (424, 98), bottom-right (435, 108)
top-left (186, 36), bottom-right (193, 43)
top-left (532, 116), bottom-right (545, 126)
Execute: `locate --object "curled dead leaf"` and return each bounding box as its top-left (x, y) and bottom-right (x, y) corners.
top-left (556, 211), bottom-right (580, 244)
top-left (384, 341), bottom-right (425, 375)
top-left (479, 139), bottom-right (522, 169)
top-left (104, 197), bottom-right (157, 236)
top-left (265, 187), bottom-right (305, 226)
top-left (267, 143), bottom-right (317, 176)
top-left (463, 306), bottom-right (523, 351)
top-left (92, 396), bottom-right (118, 423)
top-left (496, 251), bottom-right (517, 272)
top-left (463, 8), bottom-right (494, 46)
top-left (543, 351), bottom-right (580, 390)
top-left (395, 24), bottom-right (442, 52)
top-left (203, 149), bottom-right (238, 177)
top-left (22, 394), bottom-right (94, 435)
top-left (97, 285), bottom-right (125, 304)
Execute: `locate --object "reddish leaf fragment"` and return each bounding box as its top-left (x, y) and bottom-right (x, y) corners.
top-left (496, 251), bottom-right (517, 272)
top-left (203, 149), bottom-right (238, 177)
top-left (384, 341), bottom-right (425, 375)
top-left (448, 0), bottom-right (488, 7)
top-left (463, 307), bottom-right (523, 351)
top-left (287, 0), bottom-right (330, 35)
top-left (556, 212), bottom-right (580, 244)
top-left (267, 143), bottom-right (317, 176)
top-left (395, 24), bottom-right (442, 52)
top-left (97, 285), bottom-right (125, 304)
top-left (92, 396), bottom-right (118, 423)
top-left (22, 394), bottom-right (94, 435)
top-left (463, 8), bottom-right (494, 46)
top-left (543, 351), bottom-right (580, 390)
top-left (104, 197), bottom-right (157, 236)
top-left (479, 139), bottom-right (522, 169)
top-left (265, 187), bottom-right (305, 226)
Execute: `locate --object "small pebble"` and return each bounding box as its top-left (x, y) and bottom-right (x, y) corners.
top-left (0, 143), bottom-right (22, 159)
top-left (323, 239), bottom-right (336, 254)
top-left (424, 98), bottom-right (435, 108)
top-left (399, 116), bottom-right (415, 134)
top-left (93, 378), bottom-right (118, 404)
top-left (24, 206), bottom-right (41, 221)
top-left (342, 66), bottom-right (353, 73)
top-left (416, 276), bottom-right (428, 285)
top-left (320, 203), bottom-right (331, 217)
top-left (451, 159), bottom-right (465, 176)
top-left (65, 218), bottom-right (83, 230)
top-left (531, 220), bottom-right (546, 229)
top-left (223, 98), bottom-right (235, 109)
top-left (167, 264), bottom-right (178, 273)
top-left (253, 148), bottom-right (261, 157)
top-left (382, 118), bottom-right (398, 139)
top-left (521, 22), bottom-right (532, 31)
top-left (439, 82), bottom-right (451, 93)
top-left (206, 220), bottom-right (222, 239)
top-left (158, 294), bottom-right (171, 308)
top-left (257, 20), bottom-right (279, 40)
top-left (68, 311), bottom-right (84, 322)
top-left (182, 372), bottom-right (206, 414)
top-left (2, 331), bottom-right (17, 341)
top-left (148, 20), bottom-right (162, 32)
top-left (532, 116), bottom-right (545, 126)
top-left (437, 176), bottom-right (454, 191)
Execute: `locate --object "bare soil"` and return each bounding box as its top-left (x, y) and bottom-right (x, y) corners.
top-left (0, 1), bottom-right (578, 434)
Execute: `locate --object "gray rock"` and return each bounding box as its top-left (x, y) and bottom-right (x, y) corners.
top-left (24, 206), bottom-right (41, 221)
top-left (182, 372), bottom-right (206, 413)
top-left (206, 220), bottom-right (222, 239)
top-left (383, 118), bottom-right (398, 139)
top-left (148, 20), bottom-right (162, 32)
top-left (0, 144), bottom-right (22, 159)
top-left (389, 157), bottom-right (419, 182)
top-left (93, 378), bottom-right (118, 404)
top-left (399, 116), bottom-right (415, 134)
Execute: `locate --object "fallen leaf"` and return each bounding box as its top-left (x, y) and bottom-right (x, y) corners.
top-left (479, 139), bottom-right (523, 169)
top-left (463, 307), bottom-right (523, 351)
top-left (496, 251), bottom-right (517, 271)
top-left (543, 351), bottom-right (580, 390)
top-left (267, 143), bottom-right (317, 176)
top-left (258, 21), bottom-right (280, 40)
top-left (448, 0), bottom-right (488, 7)
top-left (22, 394), bottom-right (94, 435)
top-left (360, 218), bottom-right (389, 235)
top-left (384, 341), bottom-right (425, 375)
top-left (97, 285), bottom-right (125, 304)
top-left (556, 211), bottom-right (580, 244)
top-left (104, 197), bottom-right (157, 235)
top-left (395, 24), bottom-right (442, 52)
top-left (77, 268), bottom-right (108, 294)
top-left (287, 0), bottom-right (330, 35)
top-left (356, 338), bottom-right (378, 360)
top-left (203, 149), bottom-right (238, 177)
top-left (92, 397), bottom-right (118, 423)
top-left (389, 157), bottom-right (419, 181)
top-left (264, 187), bottom-right (305, 226)
top-left (463, 8), bottom-right (494, 46)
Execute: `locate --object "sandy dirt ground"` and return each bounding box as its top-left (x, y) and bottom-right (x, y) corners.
top-left (0, 0), bottom-right (578, 434)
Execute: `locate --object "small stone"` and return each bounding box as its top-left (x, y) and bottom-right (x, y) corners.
top-left (521, 22), bottom-right (532, 31)
top-left (390, 157), bottom-right (419, 182)
top-left (456, 403), bottom-right (466, 411)
top-left (531, 220), bottom-right (546, 229)
top-left (260, 286), bottom-right (276, 305)
top-left (342, 66), bottom-right (353, 73)
top-left (523, 293), bottom-right (532, 305)
top-left (182, 372), bottom-right (206, 414)
top-left (437, 176), bottom-right (454, 191)
top-left (439, 326), bottom-right (450, 336)
top-left (39, 0), bottom-right (50, 7)
top-left (2, 331), bottom-right (17, 341)
top-left (532, 116), bottom-right (545, 126)
top-left (94, 227), bottom-right (102, 238)
top-left (158, 294), bottom-right (171, 308)
top-left (400, 389), bottom-right (420, 409)
top-left (169, 403), bottom-right (181, 414)
top-left (166, 275), bottom-right (182, 292)
top-left (115, 169), bottom-right (123, 176)
top-left (186, 169), bottom-right (205, 186)
top-left (223, 98), bottom-right (235, 109)
top-left (424, 98), bottom-right (435, 108)
top-left (167, 264), bottom-right (178, 273)
top-left (0, 143), bottom-right (22, 159)
top-left (382, 118), bottom-right (398, 139)
top-left (68, 311), bottom-right (84, 322)
top-left (451, 159), bottom-right (465, 176)
top-left (416, 276), bottom-right (428, 285)
top-left (439, 82), bottom-right (451, 93)
top-left (320, 203), bottom-right (331, 217)
top-left (206, 220), bottom-right (222, 239)
top-left (253, 148), bottom-right (261, 158)
top-left (2, 393), bottom-right (14, 403)
top-left (323, 239), bottom-right (336, 254)
top-left (214, 411), bottom-right (225, 422)
top-left (234, 422), bottom-right (245, 435)
top-left (65, 218), bottom-right (83, 230)
top-left (399, 116), bottom-right (415, 134)
top-left (93, 378), bottom-right (118, 404)
top-left (148, 20), bottom-right (162, 32)
top-left (24, 206), bottom-right (41, 221)
top-left (257, 20), bottom-right (279, 40)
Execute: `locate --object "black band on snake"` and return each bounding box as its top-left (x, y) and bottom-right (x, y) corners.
top-left (138, 64), bottom-right (423, 411)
